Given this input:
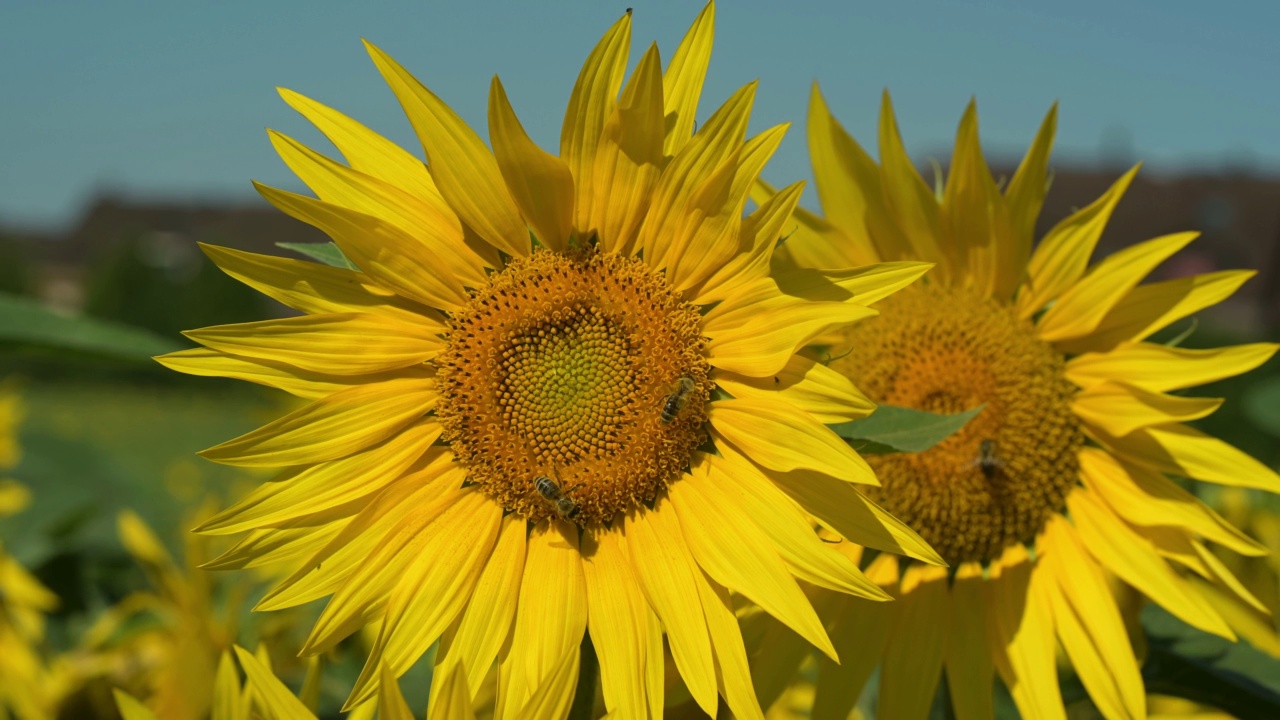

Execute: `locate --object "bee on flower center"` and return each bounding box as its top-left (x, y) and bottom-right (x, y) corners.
top-left (533, 473), bottom-right (585, 522)
top-left (659, 376), bottom-right (698, 423)
top-left (972, 439), bottom-right (1006, 479)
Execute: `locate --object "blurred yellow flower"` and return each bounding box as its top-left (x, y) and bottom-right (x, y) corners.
top-left (0, 378), bottom-right (24, 471)
top-left (752, 87), bottom-right (1280, 719)
top-left (0, 479), bottom-right (60, 720)
top-left (158, 3), bottom-right (935, 717)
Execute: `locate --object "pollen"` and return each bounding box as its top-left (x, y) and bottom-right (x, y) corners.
top-left (831, 284), bottom-right (1083, 566)
top-left (435, 249), bottom-right (710, 525)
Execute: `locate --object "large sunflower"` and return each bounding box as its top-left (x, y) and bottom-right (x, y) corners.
top-left (751, 86), bottom-right (1280, 719)
top-left (159, 5), bottom-right (937, 717)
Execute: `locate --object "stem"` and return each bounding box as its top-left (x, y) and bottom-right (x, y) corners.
top-left (568, 634), bottom-right (599, 720)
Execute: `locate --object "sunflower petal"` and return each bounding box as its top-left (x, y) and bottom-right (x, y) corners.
top-left (488, 77), bottom-right (574, 252)
top-left (941, 99), bottom-right (1012, 299)
top-left (693, 179), bottom-right (804, 305)
top-left (198, 244), bottom-right (442, 327)
top-left (1038, 232), bottom-right (1200, 342)
top-left (377, 662), bottom-right (416, 720)
top-left (366, 42), bottom-right (530, 259)
top-left (878, 91), bottom-right (943, 273)
top-left (879, 565), bottom-right (950, 720)
top-left (1068, 489), bottom-right (1233, 639)
top-left (1019, 166), bottom-right (1139, 318)
top-left (561, 10), bottom-right (632, 234)
top-left (439, 514), bottom-right (527, 697)
top-left (184, 313), bottom-right (441, 376)
top-left (751, 178), bottom-right (854, 271)
top-left (805, 83), bottom-right (883, 265)
top-left (514, 647), bottom-right (580, 720)
top-left (1056, 270), bottom-right (1255, 354)
top-left (1066, 342), bottom-right (1278, 392)
top-left (1095, 423), bottom-right (1280, 493)
top-left (945, 563), bottom-right (994, 720)
top-left (985, 546), bottom-right (1065, 720)
top-left (661, 2), bottom-right (714, 157)
top-left (255, 183), bottom-right (468, 311)
top-left (347, 490), bottom-right (501, 708)
top-left (1043, 515), bottom-right (1145, 720)
top-left (710, 397), bottom-right (876, 484)
top-left (155, 348), bottom-right (367, 400)
top-left (1078, 448), bottom-right (1265, 558)
top-left (1003, 104), bottom-right (1057, 272)
top-left (811, 561), bottom-right (899, 720)
top-left (773, 260), bottom-right (933, 306)
top-left (714, 354), bottom-right (873, 425)
top-left (203, 520), bottom-right (345, 571)
top-left (199, 376), bottom-right (436, 467)
top-left (582, 526), bottom-right (654, 720)
top-left (1073, 381), bottom-right (1221, 437)
top-left (429, 662), bottom-right (477, 720)
top-left (495, 521), bottom-right (588, 720)
top-left (234, 646), bottom-right (315, 720)
top-left (590, 43), bottom-right (666, 256)
top-left (693, 567), bottom-right (765, 720)
top-left (672, 457), bottom-right (835, 659)
top-left (623, 500), bottom-right (719, 715)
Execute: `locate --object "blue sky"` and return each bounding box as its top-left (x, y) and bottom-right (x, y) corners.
top-left (2, 0), bottom-right (1277, 230)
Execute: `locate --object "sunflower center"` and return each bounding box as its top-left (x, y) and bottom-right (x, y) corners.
top-left (831, 284), bottom-right (1083, 566)
top-left (435, 249), bottom-right (709, 525)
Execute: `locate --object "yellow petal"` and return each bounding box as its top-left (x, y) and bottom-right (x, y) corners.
top-left (1042, 515), bottom-right (1145, 720)
top-left (513, 647), bottom-right (580, 720)
top-left (199, 376), bottom-right (436, 467)
top-left (773, 260), bottom-right (932, 306)
top-left (640, 82), bottom-right (756, 269)
top-left (198, 244), bottom-right (442, 327)
top-left (561, 10), bottom-right (632, 235)
top-left (940, 99), bottom-right (1012, 299)
top-left (1003, 104), bottom-right (1057, 277)
top-left (255, 183), bottom-right (469, 311)
top-left (705, 451), bottom-right (888, 600)
top-left (1019, 165), bottom-right (1139, 318)
top-left (377, 662), bottom-right (416, 720)
top-left (713, 354), bottom-right (874, 425)
top-left (184, 313), bottom-right (441, 376)
top-left (1072, 381), bottom-right (1221, 437)
top-left (582, 526), bottom-right (655, 720)
top-left (113, 690), bottom-right (161, 720)
top-left (878, 91), bottom-right (943, 274)
top-left (1188, 575), bottom-right (1280, 658)
top-left (301, 486), bottom-right (472, 656)
top-left (805, 82), bottom-right (883, 266)
top-left (984, 547), bottom-right (1065, 720)
top-left (692, 180), bottom-right (803, 305)
top-left (1068, 490), bottom-right (1233, 639)
top-left (1066, 341), bottom-right (1278, 393)
top-left (751, 177), bottom-right (859, 271)
top-left (156, 347), bottom-right (369, 400)
top-left (0, 479), bottom-right (30, 517)
top-left (437, 514), bottom-right (527, 698)
top-left (879, 565), bottom-right (950, 720)
top-left (269, 130), bottom-right (488, 287)
top-left (495, 521), bottom-right (588, 720)
top-left (488, 76), bottom-right (574, 252)
top-left (671, 457), bottom-right (835, 659)
top-left (347, 490), bottom-right (501, 708)
top-left (1189, 538), bottom-right (1269, 615)
top-left (429, 662), bottom-right (478, 720)
top-left (590, 43), bottom-right (666, 256)
top-left (234, 645), bottom-right (316, 720)
top-left (118, 509), bottom-right (172, 568)
top-left (1055, 270), bottom-right (1255, 354)
top-left (203, 520), bottom-right (345, 571)
top-left (366, 41), bottom-right (529, 259)
top-left (709, 397), bottom-right (876, 484)
top-left (277, 87), bottom-right (445, 214)
top-left (213, 651), bottom-right (246, 720)
top-left (1095, 422), bottom-right (1280, 493)
top-left (1078, 448), bottom-right (1265, 558)
top-left (812, 576), bottom-right (897, 720)
top-left (622, 500), bottom-right (718, 715)
top-left (198, 419), bottom-right (439, 534)
top-left (704, 286), bottom-right (877, 377)
top-left (1038, 231), bottom-right (1200, 342)
top-left (945, 563), bottom-right (994, 720)
top-left (661, 2), bottom-right (714, 157)
top-left (693, 565), bottom-right (765, 720)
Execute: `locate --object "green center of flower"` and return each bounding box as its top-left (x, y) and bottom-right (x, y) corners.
top-left (435, 249), bottom-right (710, 525)
top-left (832, 283), bottom-right (1083, 566)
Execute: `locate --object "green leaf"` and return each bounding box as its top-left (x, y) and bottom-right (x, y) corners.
top-left (276, 241), bottom-right (355, 269)
top-left (830, 403), bottom-right (985, 454)
top-left (1141, 604), bottom-right (1280, 718)
top-left (0, 293), bottom-right (182, 361)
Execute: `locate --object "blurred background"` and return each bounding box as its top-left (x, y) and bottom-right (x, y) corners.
top-left (1, 1), bottom-right (1279, 717)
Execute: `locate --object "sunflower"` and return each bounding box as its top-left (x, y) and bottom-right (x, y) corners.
top-left (0, 481), bottom-right (60, 720)
top-left (750, 86), bottom-right (1280, 719)
top-left (158, 5), bottom-right (936, 717)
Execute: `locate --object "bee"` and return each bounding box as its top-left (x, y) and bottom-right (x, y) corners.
top-left (971, 439), bottom-right (1005, 479)
top-left (534, 472), bottom-right (585, 522)
top-left (658, 376), bottom-right (698, 423)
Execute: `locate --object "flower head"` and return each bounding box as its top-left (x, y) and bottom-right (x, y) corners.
top-left (752, 86), bottom-right (1280, 719)
top-left (160, 5), bottom-right (930, 717)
